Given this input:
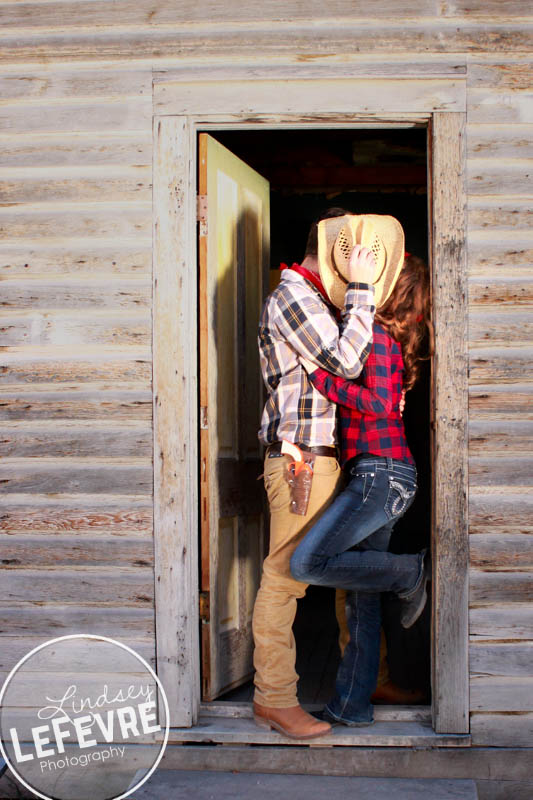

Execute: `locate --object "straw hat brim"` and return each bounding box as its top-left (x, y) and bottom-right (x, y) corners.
top-left (318, 214), bottom-right (405, 310)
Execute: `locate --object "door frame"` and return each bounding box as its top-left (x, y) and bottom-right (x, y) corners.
top-left (152, 74), bottom-right (468, 733)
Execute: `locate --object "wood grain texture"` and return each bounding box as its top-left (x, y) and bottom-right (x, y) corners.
top-left (469, 493), bottom-right (533, 534)
top-left (1, 534), bottom-right (154, 567)
top-left (470, 535), bottom-right (533, 570)
top-left (0, 67), bottom-right (151, 101)
top-left (0, 206), bottom-right (151, 240)
top-left (468, 234), bottom-right (533, 275)
top-left (467, 124), bottom-right (533, 158)
top-left (0, 169), bottom-right (152, 203)
top-left (468, 89), bottom-right (533, 123)
top-left (0, 132), bottom-right (152, 168)
top-left (152, 115), bottom-right (199, 727)
top-left (0, 243), bottom-right (151, 276)
top-left (468, 278), bottom-right (533, 306)
top-left (475, 780), bottom-right (533, 800)
top-left (470, 570), bottom-right (533, 605)
top-left (469, 384), bottom-right (533, 418)
top-left (467, 159), bottom-right (533, 195)
top-left (469, 349), bottom-right (533, 385)
top-left (0, 497), bottom-right (152, 533)
top-left (0, 605), bottom-right (154, 635)
top-left (470, 643), bottom-right (533, 677)
top-left (1, 278), bottom-right (151, 309)
top-left (469, 456), bottom-right (533, 487)
top-left (0, 421), bottom-right (152, 456)
top-left (469, 420), bottom-right (533, 454)
top-left (0, 98), bottom-right (151, 132)
top-left (430, 112), bottom-right (469, 734)
top-left (470, 605), bottom-right (533, 641)
top-left (468, 309), bottom-right (533, 348)
top-left (0, 635), bottom-right (155, 673)
top-left (470, 713), bottom-right (533, 746)
top-left (0, 460), bottom-right (152, 494)
top-left (468, 198), bottom-right (533, 230)
top-left (470, 677), bottom-right (533, 711)
top-left (0, 313), bottom-right (151, 347)
top-left (0, 568), bottom-right (154, 605)
top-left (1, 353), bottom-right (152, 384)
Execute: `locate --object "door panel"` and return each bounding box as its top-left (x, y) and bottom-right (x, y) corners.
top-left (199, 133), bottom-right (270, 700)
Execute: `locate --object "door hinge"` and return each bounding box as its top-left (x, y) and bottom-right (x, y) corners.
top-left (199, 591), bottom-right (210, 622)
top-left (197, 194), bottom-right (208, 236)
top-left (200, 406), bottom-right (208, 429)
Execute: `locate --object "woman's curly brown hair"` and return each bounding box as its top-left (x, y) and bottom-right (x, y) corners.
top-left (375, 254), bottom-right (433, 391)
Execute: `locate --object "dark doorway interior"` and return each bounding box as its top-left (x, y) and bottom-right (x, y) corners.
top-left (207, 127), bottom-right (431, 705)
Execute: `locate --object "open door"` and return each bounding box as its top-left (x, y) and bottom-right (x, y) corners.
top-left (198, 133), bottom-right (270, 700)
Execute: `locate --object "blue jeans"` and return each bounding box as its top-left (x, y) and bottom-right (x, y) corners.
top-left (290, 455), bottom-right (423, 724)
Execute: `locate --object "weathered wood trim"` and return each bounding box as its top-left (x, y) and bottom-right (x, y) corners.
top-left (430, 112), bottom-right (469, 734)
top-left (152, 114), bottom-right (200, 727)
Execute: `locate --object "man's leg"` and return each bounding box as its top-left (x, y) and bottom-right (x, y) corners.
top-left (252, 452), bottom-right (341, 708)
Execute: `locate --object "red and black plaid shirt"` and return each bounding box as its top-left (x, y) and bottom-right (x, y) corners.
top-left (309, 322), bottom-right (415, 466)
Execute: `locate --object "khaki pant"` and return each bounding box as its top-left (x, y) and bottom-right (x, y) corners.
top-left (252, 451), bottom-right (342, 707)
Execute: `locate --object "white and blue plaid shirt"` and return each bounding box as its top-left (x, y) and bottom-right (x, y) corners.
top-left (258, 269), bottom-right (375, 447)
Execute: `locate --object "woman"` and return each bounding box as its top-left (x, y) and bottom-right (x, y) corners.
top-left (290, 254), bottom-right (432, 727)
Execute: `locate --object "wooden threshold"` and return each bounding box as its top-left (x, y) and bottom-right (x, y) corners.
top-left (168, 709), bottom-right (470, 748)
top-left (200, 701), bottom-right (431, 722)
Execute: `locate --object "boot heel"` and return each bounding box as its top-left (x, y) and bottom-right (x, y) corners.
top-left (253, 715), bottom-right (272, 731)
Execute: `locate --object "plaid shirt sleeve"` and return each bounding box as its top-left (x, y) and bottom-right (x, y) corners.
top-left (273, 279), bottom-right (375, 380)
top-left (309, 329), bottom-right (394, 419)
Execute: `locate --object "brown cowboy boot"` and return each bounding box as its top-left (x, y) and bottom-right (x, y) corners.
top-left (253, 702), bottom-right (332, 739)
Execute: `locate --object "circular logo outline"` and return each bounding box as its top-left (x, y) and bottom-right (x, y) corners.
top-left (0, 634), bottom-right (170, 800)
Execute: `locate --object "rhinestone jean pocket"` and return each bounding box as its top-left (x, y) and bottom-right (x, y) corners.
top-left (387, 477), bottom-right (416, 517)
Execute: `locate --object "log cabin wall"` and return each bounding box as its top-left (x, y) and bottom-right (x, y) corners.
top-left (1, 1), bottom-right (532, 749)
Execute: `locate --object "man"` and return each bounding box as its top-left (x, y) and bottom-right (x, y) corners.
top-left (251, 208), bottom-right (379, 739)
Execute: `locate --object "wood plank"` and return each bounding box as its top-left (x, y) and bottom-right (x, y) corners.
top-left (470, 571), bottom-right (533, 605)
top-left (0, 26), bottom-right (531, 64)
top-left (469, 348), bottom-right (533, 384)
top-left (166, 715), bottom-right (469, 747)
top-left (0, 67), bottom-right (151, 101)
top-left (468, 89), bottom-right (533, 123)
top-left (469, 420), bottom-right (533, 454)
top-left (0, 391), bottom-right (152, 423)
top-left (0, 605), bottom-right (154, 636)
top-left (470, 678), bottom-right (533, 711)
top-left (1, 534), bottom-right (154, 567)
top-left (468, 61), bottom-right (533, 90)
top-left (1, 497), bottom-right (152, 533)
top-left (470, 606), bottom-right (533, 641)
top-left (470, 535), bottom-right (533, 570)
top-left (155, 77), bottom-right (465, 115)
top-left (0, 168), bottom-right (152, 203)
top-left (469, 278), bottom-right (533, 305)
top-left (0, 206), bottom-right (151, 240)
top-left (0, 131), bottom-right (152, 167)
top-left (469, 384), bottom-right (533, 418)
top-left (468, 233), bottom-right (533, 274)
top-left (0, 459), bottom-right (152, 494)
top-left (1, 279), bottom-right (150, 309)
top-left (468, 197), bottom-right (533, 230)
top-left (430, 111), bottom-right (469, 734)
top-left (470, 643), bottom-right (533, 677)
top-left (469, 492), bottom-right (533, 534)
top-left (0, 243), bottom-right (151, 276)
top-left (475, 780), bottom-right (533, 800)
top-left (153, 114), bottom-right (199, 727)
top-left (469, 456), bottom-right (533, 487)
top-left (0, 353), bottom-right (151, 384)
top-left (0, 636), bottom-right (155, 673)
top-left (469, 308), bottom-right (533, 347)
top-left (0, 568), bottom-right (154, 605)
top-left (467, 159), bottom-right (533, 196)
top-left (471, 713), bottom-right (533, 746)
top-left (0, 98), bottom-right (151, 132)
top-left (467, 124), bottom-right (533, 158)
top-left (0, 421), bottom-right (152, 455)
top-left (0, 312), bottom-right (151, 347)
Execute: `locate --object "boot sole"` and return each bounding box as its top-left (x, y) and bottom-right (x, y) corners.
top-left (253, 714), bottom-right (331, 740)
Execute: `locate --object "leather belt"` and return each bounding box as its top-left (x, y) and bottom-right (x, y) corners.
top-left (266, 441), bottom-right (337, 458)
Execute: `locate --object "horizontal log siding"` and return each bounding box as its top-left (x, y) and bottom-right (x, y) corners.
top-left (0, 56), bottom-right (155, 674)
top-left (0, 4), bottom-right (532, 745)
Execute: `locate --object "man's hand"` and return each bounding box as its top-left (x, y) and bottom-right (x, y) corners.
top-left (346, 244), bottom-right (376, 286)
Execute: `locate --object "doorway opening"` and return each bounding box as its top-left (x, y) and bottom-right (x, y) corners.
top-left (199, 127), bottom-right (431, 708)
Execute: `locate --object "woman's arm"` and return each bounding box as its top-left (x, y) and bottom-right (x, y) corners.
top-left (307, 330), bottom-right (396, 418)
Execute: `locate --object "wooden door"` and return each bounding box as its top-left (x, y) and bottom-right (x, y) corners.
top-left (198, 133), bottom-right (270, 701)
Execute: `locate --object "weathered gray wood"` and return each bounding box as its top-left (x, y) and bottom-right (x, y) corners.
top-left (469, 493), bottom-right (533, 534)
top-left (166, 715), bottom-right (469, 747)
top-left (0, 461), bottom-right (152, 494)
top-left (470, 571), bottom-right (533, 605)
top-left (470, 643), bottom-right (533, 677)
top-left (0, 243), bottom-right (151, 275)
top-left (0, 637), bottom-right (155, 673)
top-left (469, 456), bottom-right (533, 486)
top-left (468, 60), bottom-right (533, 90)
top-left (1, 353), bottom-right (151, 384)
top-left (0, 99), bottom-right (151, 132)
top-left (0, 169), bottom-right (152, 203)
top-left (468, 89), bottom-right (533, 123)
top-left (158, 743), bottom-right (533, 779)
top-left (469, 278), bottom-right (533, 306)
top-left (0, 497), bottom-right (152, 533)
top-left (0, 568), bottom-right (154, 605)
top-left (0, 132), bottom-right (152, 167)
top-left (1, 279), bottom-right (150, 310)
top-left (470, 534), bottom-right (533, 569)
top-left (1, 534), bottom-right (153, 567)
top-left (0, 206), bottom-right (151, 240)
top-left (468, 197), bottom-right (533, 230)
top-left (0, 422), bottom-right (152, 456)
top-left (467, 124), bottom-right (533, 158)
top-left (467, 160), bottom-right (533, 195)
top-left (431, 111), bottom-right (469, 734)
top-left (475, 780), bottom-right (533, 800)
top-left (0, 313), bottom-right (151, 347)
top-left (469, 385), bottom-right (533, 419)
top-left (0, 67), bottom-right (151, 101)
top-left (0, 26), bottom-right (531, 64)
top-left (471, 713), bottom-right (533, 746)
top-left (469, 349), bottom-right (533, 385)
top-left (470, 606), bottom-right (533, 641)
top-left (469, 420), bottom-right (533, 454)
top-left (200, 701), bottom-right (431, 722)
top-left (0, 606), bottom-right (155, 636)
top-left (152, 115), bottom-right (199, 727)
top-left (155, 77), bottom-right (465, 115)
top-left (468, 234), bottom-right (533, 274)
top-left (468, 311), bottom-right (533, 348)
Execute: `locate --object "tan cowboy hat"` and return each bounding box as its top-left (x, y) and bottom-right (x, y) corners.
top-left (317, 214), bottom-right (405, 309)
